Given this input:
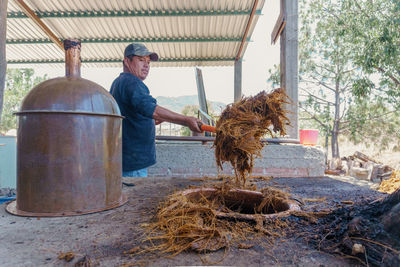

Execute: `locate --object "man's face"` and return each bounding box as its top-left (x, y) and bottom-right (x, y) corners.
top-left (124, 55), bottom-right (151, 80)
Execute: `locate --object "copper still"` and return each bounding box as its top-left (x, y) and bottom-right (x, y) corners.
top-left (6, 39), bottom-right (127, 216)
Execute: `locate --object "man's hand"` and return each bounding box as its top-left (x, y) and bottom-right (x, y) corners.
top-left (185, 117), bottom-right (202, 133)
top-left (154, 119), bottom-right (163, 125)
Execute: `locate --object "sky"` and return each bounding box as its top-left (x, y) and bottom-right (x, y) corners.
top-left (34, 2), bottom-right (280, 105)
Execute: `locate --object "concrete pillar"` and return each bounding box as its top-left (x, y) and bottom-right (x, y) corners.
top-left (280, 0), bottom-right (299, 139)
top-left (234, 59), bottom-right (242, 102)
top-left (0, 0), bottom-right (7, 125)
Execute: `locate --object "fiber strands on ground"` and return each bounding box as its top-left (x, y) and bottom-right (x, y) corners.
top-left (143, 182), bottom-right (291, 258)
top-left (379, 170), bottom-right (400, 194)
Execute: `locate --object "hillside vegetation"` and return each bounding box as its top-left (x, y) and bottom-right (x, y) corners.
top-left (156, 95), bottom-right (226, 115)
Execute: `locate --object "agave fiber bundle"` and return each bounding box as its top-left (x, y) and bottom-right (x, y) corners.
top-left (214, 88), bottom-right (290, 185)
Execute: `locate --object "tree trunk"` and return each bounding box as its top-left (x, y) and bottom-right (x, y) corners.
top-left (324, 126), bottom-right (329, 165)
top-left (331, 127), bottom-right (339, 158)
top-left (331, 59), bottom-right (341, 159)
top-left (331, 99), bottom-right (340, 158)
top-left (0, 0), bottom-right (8, 127)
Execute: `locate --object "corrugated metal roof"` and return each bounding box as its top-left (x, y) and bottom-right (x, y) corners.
top-left (6, 0), bottom-right (265, 67)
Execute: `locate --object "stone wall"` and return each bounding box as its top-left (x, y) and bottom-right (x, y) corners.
top-left (149, 141), bottom-right (325, 178)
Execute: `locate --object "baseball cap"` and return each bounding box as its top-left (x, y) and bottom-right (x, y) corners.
top-left (124, 43), bottom-right (159, 61)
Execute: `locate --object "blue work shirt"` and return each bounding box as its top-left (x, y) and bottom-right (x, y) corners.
top-left (110, 72), bottom-right (157, 171)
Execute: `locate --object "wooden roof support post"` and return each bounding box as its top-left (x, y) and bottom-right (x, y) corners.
top-left (234, 59), bottom-right (242, 102)
top-left (14, 0), bottom-right (63, 51)
top-left (0, 0), bottom-right (8, 125)
top-left (234, 0), bottom-right (257, 103)
top-left (280, 0), bottom-right (299, 139)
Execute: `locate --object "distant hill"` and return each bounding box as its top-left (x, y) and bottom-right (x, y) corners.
top-left (156, 95), bottom-right (226, 115)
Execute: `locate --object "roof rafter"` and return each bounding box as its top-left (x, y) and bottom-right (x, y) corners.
top-left (236, 0), bottom-right (259, 60)
top-left (7, 9), bottom-right (262, 18)
top-left (13, 0), bottom-right (63, 51)
top-left (7, 37), bottom-right (251, 45)
top-left (7, 57), bottom-right (236, 64)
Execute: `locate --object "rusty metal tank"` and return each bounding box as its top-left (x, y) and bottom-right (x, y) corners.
top-left (6, 39), bottom-right (127, 217)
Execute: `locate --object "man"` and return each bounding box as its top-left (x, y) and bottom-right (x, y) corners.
top-left (110, 43), bottom-right (202, 177)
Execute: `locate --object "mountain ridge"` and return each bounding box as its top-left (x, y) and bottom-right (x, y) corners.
top-left (155, 95), bottom-right (226, 114)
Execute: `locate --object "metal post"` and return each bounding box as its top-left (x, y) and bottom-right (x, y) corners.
top-left (195, 67), bottom-right (208, 121)
top-left (234, 59), bottom-right (242, 102)
top-left (195, 67), bottom-right (211, 136)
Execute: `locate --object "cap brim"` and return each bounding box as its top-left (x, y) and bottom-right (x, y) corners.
top-left (149, 52), bottom-right (159, 61)
top-left (134, 51), bottom-right (159, 61)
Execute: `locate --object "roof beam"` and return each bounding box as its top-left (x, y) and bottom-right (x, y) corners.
top-left (7, 9), bottom-right (262, 18)
top-left (236, 0), bottom-right (259, 60)
top-left (13, 0), bottom-right (63, 51)
top-left (7, 37), bottom-right (250, 45)
top-left (271, 10), bottom-right (285, 44)
top-left (7, 57), bottom-right (236, 64)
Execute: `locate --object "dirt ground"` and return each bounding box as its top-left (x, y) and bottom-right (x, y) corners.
top-left (0, 175), bottom-right (386, 267)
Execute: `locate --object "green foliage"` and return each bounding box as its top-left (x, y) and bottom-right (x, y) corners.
top-left (297, 0), bottom-right (361, 157)
top-left (338, 0), bottom-right (400, 96)
top-left (181, 104), bottom-right (199, 117)
top-left (0, 69), bottom-right (47, 133)
top-left (180, 102), bottom-right (216, 136)
top-left (156, 95), bottom-right (225, 114)
top-left (267, 64), bottom-right (280, 87)
top-left (268, 0), bottom-right (400, 158)
top-left (352, 78), bottom-right (374, 97)
top-left (344, 97), bottom-right (400, 150)
top-left (180, 104), bottom-right (199, 136)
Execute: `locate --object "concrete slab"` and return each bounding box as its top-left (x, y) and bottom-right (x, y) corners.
top-left (0, 176), bottom-right (384, 266)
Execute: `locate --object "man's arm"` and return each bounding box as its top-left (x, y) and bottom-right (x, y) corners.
top-left (152, 105), bottom-right (202, 133)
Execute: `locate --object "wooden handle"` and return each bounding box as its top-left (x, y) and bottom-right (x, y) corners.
top-left (200, 124), bottom-right (216, 133)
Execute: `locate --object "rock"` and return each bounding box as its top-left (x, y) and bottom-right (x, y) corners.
top-left (349, 167), bottom-right (369, 181)
top-left (352, 243), bottom-right (365, 255)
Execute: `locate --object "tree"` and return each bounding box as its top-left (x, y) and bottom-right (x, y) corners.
top-left (338, 0), bottom-right (400, 95)
top-left (344, 97), bottom-right (400, 150)
top-left (0, 69), bottom-right (47, 133)
top-left (331, 0), bottom-right (400, 150)
top-left (180, 104), bottom-right (199, 136)
top-left (269, 0), bottom-right (399, 162)
top-left (297, 0), bottom-right (362, 160)
top-left (180, 102), bottom-right (216, 136)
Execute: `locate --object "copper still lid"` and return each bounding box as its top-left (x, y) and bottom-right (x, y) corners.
top-left (16, 40), bottom-right (122, 118)
top-left (17, 77), bottom-right (122, 117)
